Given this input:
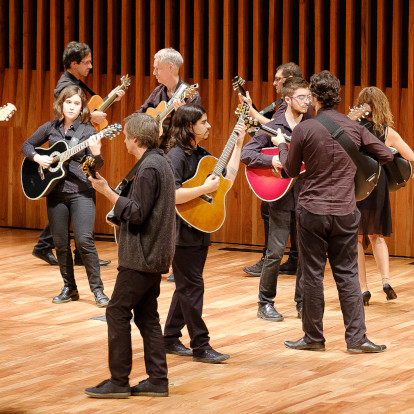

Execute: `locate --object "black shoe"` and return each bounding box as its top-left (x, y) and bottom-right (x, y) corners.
top-left (165, 341), bottom-right (193, 356)
top-left (362, 291), bottom-right (371, 306)
top-left (94, 289), bottom-right (109, 307)
top-left (74, 254), bottom-right (111, 267)
top-left (32, 249), bottom-right (58, 265)
top-left (284, 337), bottom-right (325, 351)
top-left (193, 348), bottom-right (230, 363)
top-left (383, 283), bottom-right (397, 300)
top-left (167, 273), bottom-right (175, 283)
top-left (85, 379), bottom-right (130, 399)
top-left (257, 303), bottom-right (284, 321)
top-left (243, 257), bottom-right (264, 277)
top-left (347, 339), bottom-right (387, 354)
top-left (52, 287), bottom-right (79, 304)
top-left (279, 260), bottom-right (298, 275)
top-left (131, 379), bottom-right (168, 397)
top-left (296, 302), bottom-right (303, 319)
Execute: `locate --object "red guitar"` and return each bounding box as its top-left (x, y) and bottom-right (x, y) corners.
top-left (243, 118), bottom-right (305, 201)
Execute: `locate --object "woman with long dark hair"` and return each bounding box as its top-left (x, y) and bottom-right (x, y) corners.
top-left (22, 85), bottom-right (109, 307)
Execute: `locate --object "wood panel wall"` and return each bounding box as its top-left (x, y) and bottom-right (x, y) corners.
top-left (0, 0), bottom-right (413, 256)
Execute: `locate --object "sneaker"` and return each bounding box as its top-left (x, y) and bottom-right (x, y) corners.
top-left (193, 348), bottom-right (230, 363)
top-left (32, 249), bottom-right (58, 265)
top-left (85, 379), bottom-right (130, 399)
top-left (52, 287), bottom-right (79, 304)
top-left (257, 303), bottom-right (284, 321)
top-left (165, 341), bottom-right (193, 356)
top-left (131, 379), bottom-right (168, 397)
top-left (94, 289), bottom-right (109, 307)
top-left (243, 257), bottom-right (264, 277)
top-left (279, 259), bottom-right (298, 275)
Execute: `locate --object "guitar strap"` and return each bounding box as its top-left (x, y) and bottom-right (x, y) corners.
top-left (68, 123), bottom-right (86, 148)
top-left (314, 113), bottom-right (374, 175)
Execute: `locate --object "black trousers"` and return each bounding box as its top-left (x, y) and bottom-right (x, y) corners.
top-left (297, 205), bottom-right (367, 347)
top-left (47, 189), bottom-right (103, 292)
top-left (261, 201), bottom-right (298, 260)
top-left (107, 266), bottom-right (168, 387)
top-left (164, 245), bottom-right (211, 355)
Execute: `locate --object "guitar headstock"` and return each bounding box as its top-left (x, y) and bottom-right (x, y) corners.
top-left (232, 76), bottom-right (246, 91)
top-left (348, 103), bottom-right (371, 121)
top-left (235, 102), bottom-right (250, 121)
top-left (80, 155), bottom-right (96, 178)
top-left (0, 103), bottom-right (17, 121)
top-left (120, 74), bottom-right (131, 90)
top-left (244, 116), bottom-right (261, 134)
top-left (100, 123), bottom-right (123, 140)
top-left (183, 84), bottom-right (199, 100)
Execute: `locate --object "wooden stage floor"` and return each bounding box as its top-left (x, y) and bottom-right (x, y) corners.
top-left (1, 227), bottom-right (414, 414)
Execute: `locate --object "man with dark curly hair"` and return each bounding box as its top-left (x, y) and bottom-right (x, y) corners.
top-left (272, 70), bottom-right (393, 353)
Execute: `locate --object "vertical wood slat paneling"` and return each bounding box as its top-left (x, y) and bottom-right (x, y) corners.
top-left (314, 0), bottom-right (324, 73)
top-left (391, 0), bottom-right (402, 126)
top-left (298, 0), bottom-right (309, 80)
top-left (360, 0), bottom-right (371, 87)
top-left (2, 0), bottom-right (414, 257)
top-left (376, 0), bottom-right (386, 89)
top-left (193, 0), bottom-right (203, 84)
top-left (344, 0), bottom-right (355, 110)
top-left (329, 0), bottom-right (340, 77)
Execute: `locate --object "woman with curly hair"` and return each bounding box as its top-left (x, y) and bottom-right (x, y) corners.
top-left (356, 86), bottom-right (414, 305)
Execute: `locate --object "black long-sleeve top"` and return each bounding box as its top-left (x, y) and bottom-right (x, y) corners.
top-left (21, 117), bottom-right (103, 194)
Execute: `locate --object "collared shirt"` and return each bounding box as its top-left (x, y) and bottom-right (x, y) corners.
top-left (240, 112), bottom-right (304, 211)
top-left (21, 117), bottom-right (103, 194)
top-left (137, 77), bottom-right (202, 114)
top-left (54, 71), bottom-right (97, 100)
top-left (167, 144), bottom-right (211, 246)
top-left (278, 106), bottom-right (394, 216)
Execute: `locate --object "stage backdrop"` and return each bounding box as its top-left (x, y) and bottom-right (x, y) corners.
top-left (1, 0), bottom-right (414, 257)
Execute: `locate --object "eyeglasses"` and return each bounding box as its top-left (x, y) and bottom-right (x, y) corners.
top-left (80, 58), bottom-right (92, 65)
top-left (274, 76), bottom-right (287, 83)
top-left (289, 95), bottom-right (312, 102)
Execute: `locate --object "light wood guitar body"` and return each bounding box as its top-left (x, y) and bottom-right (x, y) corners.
top-left (145, 101), bottom-right (168, 136)
top-left (176, 156), bottom-right (233, 233)
top-left (88, 95), bottom-right (108, 131)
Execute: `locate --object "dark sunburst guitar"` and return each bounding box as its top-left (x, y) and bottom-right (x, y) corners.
top-left (175, 103), bottom-right (250, 233)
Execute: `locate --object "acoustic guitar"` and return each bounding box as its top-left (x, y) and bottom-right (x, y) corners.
top-left (88, 75), bottom-right (131, 132)
top-left (243, 118), bottom-right (305, 201)
top-left (0, 103), bottom-right (17, 121)
top-left (351, 104), bottom-right (413, 192)
top-left (175, 103), bottom-right (250, 233)
top-left (145, 84), bottom-right (199, 136)
top-left (21, 124), bottom-right (122, 200)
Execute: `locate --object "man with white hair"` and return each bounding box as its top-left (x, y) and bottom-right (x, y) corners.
top-left (137, 47), bottom-right (201, 148)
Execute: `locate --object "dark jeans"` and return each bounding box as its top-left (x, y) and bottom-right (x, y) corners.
top-left (261, 201), bottom-right (298, 261)
top-left (297, 205), bottom-right (367, 347)
top-left (47, 189), bottom-right (103, 292)
top-left (164, 245), bottom-right (211, 355)
top-left (107, 266), bottom-right (167, 387)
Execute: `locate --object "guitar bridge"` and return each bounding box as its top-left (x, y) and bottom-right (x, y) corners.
top-left (200, 194), bottom-right (214, 204)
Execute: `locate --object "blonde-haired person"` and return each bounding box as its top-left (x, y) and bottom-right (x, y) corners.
top-left (356, 86), bottom-right (414, 305)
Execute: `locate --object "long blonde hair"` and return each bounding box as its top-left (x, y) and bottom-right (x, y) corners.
top-left (357, 87), bottom-right (394, 134)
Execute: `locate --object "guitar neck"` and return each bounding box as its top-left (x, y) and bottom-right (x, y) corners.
top-left (213, 119), bottom-right (244, 176)
top-left (54, 132), bottom-right (103, 164)
top-left (258, 123), bottom-right (291, 143)
top-left (98, 84), bottom-right (127, 113)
